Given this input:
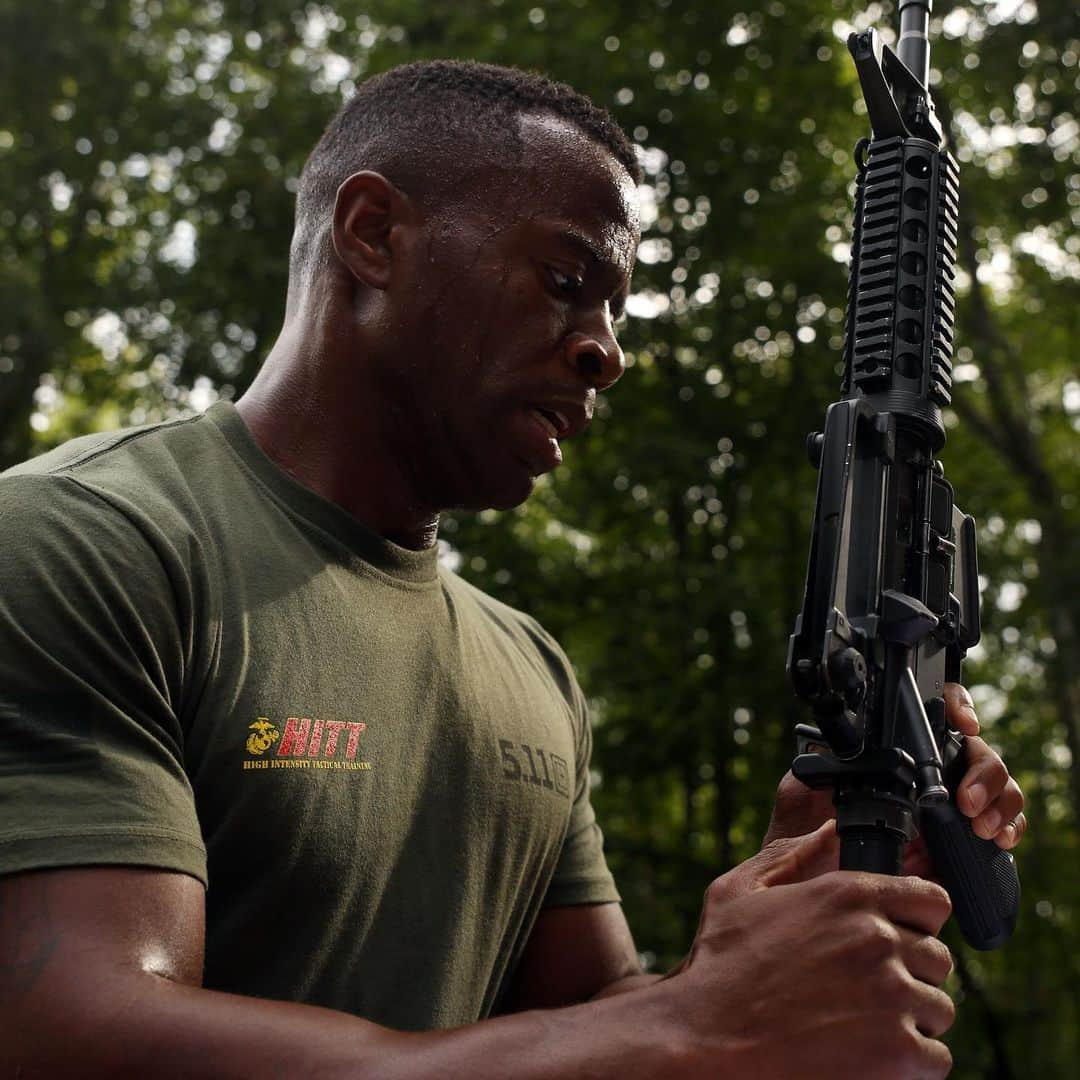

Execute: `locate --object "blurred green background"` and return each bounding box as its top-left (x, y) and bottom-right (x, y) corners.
top-left (1, 0), bottom-right (1076, 1074)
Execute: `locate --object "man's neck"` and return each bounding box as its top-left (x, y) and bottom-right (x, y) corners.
top-left (234, 315), bottom-right (441, 552)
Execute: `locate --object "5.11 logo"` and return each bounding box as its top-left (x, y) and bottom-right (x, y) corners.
top-left (498, 739), bottom-right (571, 799)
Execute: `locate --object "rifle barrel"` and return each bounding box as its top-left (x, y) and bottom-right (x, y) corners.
top-left (897, 0), bottom-right (932, 88)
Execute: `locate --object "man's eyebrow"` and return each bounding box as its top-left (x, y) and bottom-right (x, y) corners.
top-left (556, 229), bottom-right (623, 274)
top-left (554, 229), bottom-right (632, 317)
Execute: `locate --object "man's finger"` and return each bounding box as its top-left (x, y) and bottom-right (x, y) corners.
top-left (897, 926), bottom-right (953, 987)
top-left (944, 682), bottom-right (980, 734)
top-left (958, 735), bottom-right (1009, 815)
top-left (911, 983), bottom-right (958, 1041)
top-left (904, 1023), bottom-right (953, 1076)
top-left (762, 769), bottom-right (835, 845)
top-left (970, 777), bottom-right (1025, 840)
top-left (998, 810), bottom-right (1027, 849)
top-left (988, 807), bottom-right (1027, 849)
top-left (756, 819), bottom-right (840, 888)
top-left (834, 872), bottom-right (953, 936)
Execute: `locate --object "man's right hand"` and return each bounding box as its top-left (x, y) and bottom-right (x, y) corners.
top-left (655, 821), bottom-right (956, 1079)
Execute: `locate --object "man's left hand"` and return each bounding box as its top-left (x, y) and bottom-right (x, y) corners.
top-left (762, 682), bottom-right (1027, 872)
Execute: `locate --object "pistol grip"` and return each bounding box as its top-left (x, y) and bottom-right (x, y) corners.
top-left (920, 798), bottom-right (1020, 950)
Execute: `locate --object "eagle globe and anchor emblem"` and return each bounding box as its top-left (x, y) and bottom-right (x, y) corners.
top-left (246, 717), bottom-right (280, 756)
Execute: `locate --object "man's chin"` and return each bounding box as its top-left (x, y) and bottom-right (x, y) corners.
top-left (449, 463), bottom-right (539, 514)
top-left (461, 479), bottom-right (537, 514)
top-left (489, 476), bottom-right (538, 511)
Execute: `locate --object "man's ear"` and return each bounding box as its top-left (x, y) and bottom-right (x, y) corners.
top-left (331, 171), bottom-right (410, 290)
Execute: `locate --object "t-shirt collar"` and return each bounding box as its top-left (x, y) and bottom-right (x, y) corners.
top-left (205, 400), bottom-right (440, 585)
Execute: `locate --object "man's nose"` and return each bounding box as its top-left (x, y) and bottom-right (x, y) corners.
top-left (564, 327), bottom-right (626, 392)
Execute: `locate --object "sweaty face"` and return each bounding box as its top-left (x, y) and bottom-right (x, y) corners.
top-left (386, 116), bottom-right (640, 512)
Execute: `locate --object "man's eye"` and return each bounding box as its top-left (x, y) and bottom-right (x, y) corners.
top-left (548, 267), bottom-right (583, 294)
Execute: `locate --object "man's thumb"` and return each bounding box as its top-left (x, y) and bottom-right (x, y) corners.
top-left (763, 770), bottom-right (835, 846)
top-left (755, 819), bottom-right (840, 888)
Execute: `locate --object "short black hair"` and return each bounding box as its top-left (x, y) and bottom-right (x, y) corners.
top-left (290, 59), bottom-right (640, 281)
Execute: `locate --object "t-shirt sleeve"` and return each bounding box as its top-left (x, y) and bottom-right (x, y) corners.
top-left (542, 672), bottom-right (620, 908)
top-left (0, 473), bottom-right (206, 884)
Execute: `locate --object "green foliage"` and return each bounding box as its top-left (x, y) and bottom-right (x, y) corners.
top-left (2, 1), bottom-right (1077, 1075)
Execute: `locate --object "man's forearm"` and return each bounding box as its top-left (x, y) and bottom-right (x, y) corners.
top-left (8, 970), bottom-right (678, 1080)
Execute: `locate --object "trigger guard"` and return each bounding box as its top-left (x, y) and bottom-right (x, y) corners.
top-left (795, 723), bottom-right (826, 755)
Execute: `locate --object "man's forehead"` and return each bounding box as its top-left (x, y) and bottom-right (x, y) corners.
top-left (515, 113), bottom-right (640, 262)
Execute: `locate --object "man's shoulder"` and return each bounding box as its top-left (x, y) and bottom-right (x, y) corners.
top-left (442, 567), bottom-right (548, 639)
top-left (441, 568), bottom-right (583, 705)
top-left (0, 407), bottom-right (253, 593)
top-left (1, 405), bottom-right (242, 531)
top-left (4, 408), bottom-right (216, 490)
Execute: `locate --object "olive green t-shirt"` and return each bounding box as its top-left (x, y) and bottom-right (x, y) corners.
top-left (0, 402), bottom-right (618, 1029)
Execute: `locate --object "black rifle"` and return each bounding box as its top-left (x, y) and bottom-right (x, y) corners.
top-left (786, 0), bottom-right (1019, 950)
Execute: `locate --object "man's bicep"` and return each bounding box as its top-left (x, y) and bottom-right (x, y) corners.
top-left (0, 866), bottom-right (206, 1011)
top-left (503, 902), bottom-right (641, 1012)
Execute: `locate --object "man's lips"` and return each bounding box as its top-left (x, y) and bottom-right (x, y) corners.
top-left (527, 406), bottom-right (568, 439)
top-left (525, 397), bottom-right (591, 441)
top-left (518, 409), bottom-right (563, 473)
top-left (507, 395), bottom-right (592, 475)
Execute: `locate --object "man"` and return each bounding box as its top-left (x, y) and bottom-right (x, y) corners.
top-left (0, 61), bottom-right (1024, 1077)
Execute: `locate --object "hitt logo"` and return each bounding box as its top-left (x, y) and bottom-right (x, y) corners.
top-left (243, 716), bottom-right (372, 772)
